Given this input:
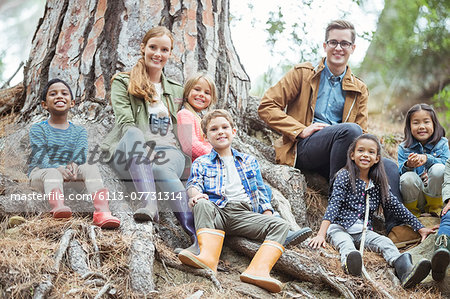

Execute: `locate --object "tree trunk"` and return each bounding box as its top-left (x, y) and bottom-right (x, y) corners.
top-left (21, 0), bottom-right (250, 119)
top-left (2, 0), bottom-right (310, 296)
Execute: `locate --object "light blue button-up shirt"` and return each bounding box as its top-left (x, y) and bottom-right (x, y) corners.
top-left (313, 60), bottom-right (347, 125)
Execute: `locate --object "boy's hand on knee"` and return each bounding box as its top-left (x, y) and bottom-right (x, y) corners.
top-left (418, 227), bottom-right (436, 242)
top-left (262, 210), bottom-right (273, 216)
top-left (57, 166), bottom-right (73, 181)
top-left (309, 235), bottom-right (326, 249)
top-left (66, 162), bottom-right (78, 180)
top-left (188, 193), bottom-right (208, 209)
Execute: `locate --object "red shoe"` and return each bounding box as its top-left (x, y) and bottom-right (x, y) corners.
top-left (92, 189), bottom-right (120, 229)
top-left (48, 188), bottom-right (72, 218)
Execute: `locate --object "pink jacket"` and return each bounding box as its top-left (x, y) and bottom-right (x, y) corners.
top-left (177, 108), bottom-right (212, 161)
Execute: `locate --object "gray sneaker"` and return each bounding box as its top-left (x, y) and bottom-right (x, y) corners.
top-left (283, 227), bottom-right (313, 247)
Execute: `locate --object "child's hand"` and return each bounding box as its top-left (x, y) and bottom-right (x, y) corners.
top-left (418, 227), bottom-right (436, 242)
top-left (417, 154), bottom-right (427, 167)
top-left (308, 235), bottom-right (326, 249)
top-left (442, 200), bottom-right (450, 216)
top-left (188, 193), bottom-right (208, 209)
top-left (407, 153), bottom-right (427, 168)
top-left (66, 162), bottom-right (78, 180)
top-left (262, 210), bottom-right (273, 216)
top-left (57, 165), bottom-right (73, 181)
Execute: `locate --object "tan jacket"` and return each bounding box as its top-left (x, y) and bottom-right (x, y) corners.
top-left (258, 58), bottom-right (368, 166)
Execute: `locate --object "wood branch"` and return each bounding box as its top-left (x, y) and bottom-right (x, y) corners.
top-left (158, 256), bottom-right (222, 290)
top-left (93, 283), bottom-right (112, 299)
top-left (32, 274), bottom-right (53, 299)
top-left (1, 62), bottom-right (24, 89)
top-left (34, 229), bottom-right (74, 299)
top-left (68, 239), bottom-right (91, 276)
top-left (225, 236), bottom-right (355, 298)
top-left (362, 267), bottom-right (394, 299)
top-left (292, 284), bottom-right (315, 299)
top-left (52, 229), bottom-right (74, 273)
top-left (87, 225), bottom-right (101, 268)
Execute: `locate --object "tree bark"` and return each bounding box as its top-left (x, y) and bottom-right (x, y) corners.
top-left (21, 0), bottom-right (250, 120)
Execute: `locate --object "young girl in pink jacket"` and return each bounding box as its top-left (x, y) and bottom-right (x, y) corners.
top-left (177, 72), bottom-right (217, 161)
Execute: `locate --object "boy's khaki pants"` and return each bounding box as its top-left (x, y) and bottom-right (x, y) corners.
top-left (193, 198), bottom-right (289, 244)
top-left (29, 164), bottom-right (104, 194)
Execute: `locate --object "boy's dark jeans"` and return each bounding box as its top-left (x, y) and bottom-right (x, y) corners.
top-left (295, 123), bottom-right (404, 233)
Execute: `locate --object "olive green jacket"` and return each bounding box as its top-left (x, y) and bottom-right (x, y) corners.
top-left (101, 73), bottom-right (184, 162)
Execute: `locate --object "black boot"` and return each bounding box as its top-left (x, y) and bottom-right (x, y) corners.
top-left (128, 156), bottom-right (159, 222)
top-left (431, 234), bottom-right (450, 281)
top-left (343, 251), bottom-right (362, 276)
top-left (170, 191), bottom-right (199, 255)
top-left (394, 253), bottom-right (431, 288)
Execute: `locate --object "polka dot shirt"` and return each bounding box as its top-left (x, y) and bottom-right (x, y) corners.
top-left (323, 169), bottom-right (424, 231)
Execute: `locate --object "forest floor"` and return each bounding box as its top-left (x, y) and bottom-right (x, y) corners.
top-left (0, 112), bottom-right (448, 299)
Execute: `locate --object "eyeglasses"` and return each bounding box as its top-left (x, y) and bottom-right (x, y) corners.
top-left (326, 40), bottom-right (353, 49)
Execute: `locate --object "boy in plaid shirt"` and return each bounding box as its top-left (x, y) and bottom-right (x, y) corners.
top-left (178, 109), bottom-right (311, 293)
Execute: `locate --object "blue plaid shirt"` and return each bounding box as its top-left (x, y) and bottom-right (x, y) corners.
top-left (186, 147), bottom-right (273, 213)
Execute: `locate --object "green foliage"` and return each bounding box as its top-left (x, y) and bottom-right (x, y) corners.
top-left (266, 7), bottom-right (286, 51)
top-left (250, 64), bottom-right (293, 97)
top-left (433, 86), bottom-right (450, 129)
top-left (359, 0), bottom-right (450, 109)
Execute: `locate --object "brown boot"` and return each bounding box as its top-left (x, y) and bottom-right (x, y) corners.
top-left (178, 228), bottom-right (224, 273)
top-left (92, 189), bottom-right (120, 229)
top-left (48, 188), bottom-right (72, 218)
top-left (388, 225), bottom-right (421, 248)
top-left (240, 240), bottom-right (284, 293)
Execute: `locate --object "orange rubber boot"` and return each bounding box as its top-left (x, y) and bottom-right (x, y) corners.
top-left (240, 240), bottom-right (285, 293)
top-left (178, 228), bottom-right (224, 273)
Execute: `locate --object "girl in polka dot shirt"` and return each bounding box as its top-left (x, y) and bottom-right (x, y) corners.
top-left (309, 134), bottom-right (435, 288)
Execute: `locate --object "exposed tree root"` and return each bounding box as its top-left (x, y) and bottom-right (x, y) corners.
top-left (33, 229), bottom-right (74, 299)
top-left (226, 236), bottom-right (356, 298)
top-left (156, 255), bottom-right (223, 291)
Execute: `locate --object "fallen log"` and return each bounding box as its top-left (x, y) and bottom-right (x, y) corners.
top-left (113, 199), bottom-right (157, 294)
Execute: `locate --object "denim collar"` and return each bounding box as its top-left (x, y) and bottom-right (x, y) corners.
top-left (408, 139), bottom-right (434, 151)
top-left (324, 59), bottom-right (347, 82)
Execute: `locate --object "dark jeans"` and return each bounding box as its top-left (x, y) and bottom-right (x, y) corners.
top-left (295, 123), bottom-right (362, 180)
top-left (294, 123), bottom-right (404, 233)
top-left (383, 157), bottom-right (405, 233)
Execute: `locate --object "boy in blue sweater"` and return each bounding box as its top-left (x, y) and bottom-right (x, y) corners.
top-left (28, 78), bottom-right (120, 228)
